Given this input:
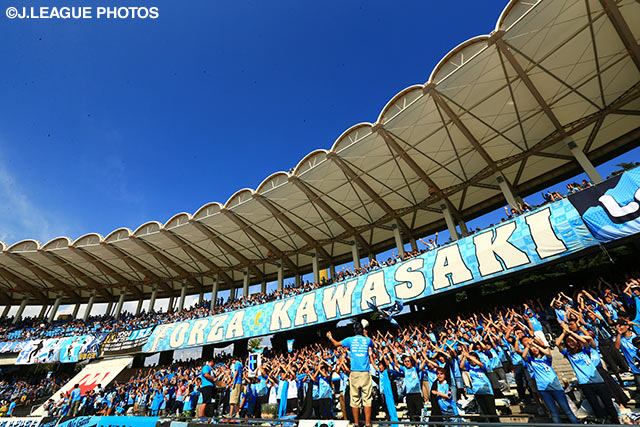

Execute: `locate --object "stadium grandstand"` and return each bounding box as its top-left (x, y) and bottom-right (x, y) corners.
top-left (0, 0), bottom-right (640, 425)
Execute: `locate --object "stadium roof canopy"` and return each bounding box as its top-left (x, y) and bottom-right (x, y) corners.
top-left (1, 0), bottom-right (639, 305)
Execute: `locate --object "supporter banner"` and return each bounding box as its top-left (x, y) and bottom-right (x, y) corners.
top-left (97, 416), bottom-right (158, 427)
top-left (56, 417), bottom-right (100, 427)
top-left (16, 335), bottom-right (106, 365)
top-left (0, 418), bottom-right (43, 427)
top-left (33, 357), bottom-right (133, 416)
top-left (0, 340), bottom-right (28, 354)
top-left (101, 327), bottom-right (154, 356)
top-left (52, 417), bottom-right (159, 427)
top-left (568, 168), bottom-right (640, 242)
top-left (79, 333), bottom-right (109, 361)
top-left (143, 200), bottom-right (596, 353)
top-left (38, 418), bottom-right (60, 427)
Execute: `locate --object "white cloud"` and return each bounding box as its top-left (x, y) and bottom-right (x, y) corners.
top-left (0, 156), bottom-right (71, 245)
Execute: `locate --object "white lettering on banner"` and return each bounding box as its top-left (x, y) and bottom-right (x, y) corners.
top-left (169, 322), bottom-right (189, 348)
top-left (322, 279), bottom-right (357, 319)
top-left (473, 222), bottom-right (530, 276)
top-left (270, 299), bottom-right (296, 331)
top-left (147, 324), bottom-right (171, 352)
top-left (0, 418), bottom-right (41, 427)
top-left (225, 311), bottom-right (245, 339)
top-left (206, 314), bottom-right (228, 343)
top-left (187, 318), bottom-right (209, 346)
top-left (394, 258), bottom-right (426, 299)
top-left (432, 244), bottom-right (473, 290)
top-left (294, 293), bottom-right (318, 326)
top-left (525, 208), bottom-right (567, 259)
top-left (360, 271), bottom-right (391, 310)
top-left (598, 189), bottom-right (640, 219)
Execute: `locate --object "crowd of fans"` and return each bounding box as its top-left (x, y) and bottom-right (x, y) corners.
top-left (40, 270), bottom-right (640, 424)
top-left (0, 370), bottom-right (70, 416)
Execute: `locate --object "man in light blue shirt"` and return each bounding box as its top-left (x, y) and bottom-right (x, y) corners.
top-left (68, 384), bottom-right (82, 417)
top-left (327, 321), bottom-right (373, 427)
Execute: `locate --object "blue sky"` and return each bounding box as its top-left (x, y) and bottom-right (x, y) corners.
top-left (1, 0), bottom-right (638, 319)
top-left (0, 0), bottom-right (517, 244)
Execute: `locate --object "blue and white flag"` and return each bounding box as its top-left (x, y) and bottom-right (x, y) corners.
top-left (287, 339), bottom-right (294, 353)
top-left (247, 353), bottom-right (261, 377)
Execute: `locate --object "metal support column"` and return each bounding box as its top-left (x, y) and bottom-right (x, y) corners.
top-left (392, 221), bottom-right (404, 257)
top-left (13, 297), bottom-right (28, 324)
top-left (567, 140), bottom-right (603, 183)
top-left (277, 263), bottom-right (284, 291)
top-left (1, 305), bottom-right (11, 319)
top-left (351, 241), bottom-right (361, 269)
top-left (211, 275), bottom-right (219, 310)
top-left (441, 203), bottom-right (459, 241)
top-left (261, 281), bottom-right (267, 294)
top-left (47, 296), bottom-right (62, 322)
top-left (311, 251), bottom-right (320, 284)
top-left (148, 286), bottom-right (157, 312)
top-left (83, 294), bottom-right (95, 322)
top-left (496, 174), bottom-right (519, 209)
top-left (135, 299), bottom-right (143, 315)
top-left (71, 303), bottom-right (80, 319)
top-left (179, 282), bottom-right (187, 312)
top-left (242, 268), bottom-right (249, 297)
top-left (115, 289), bottom-right (126, 320)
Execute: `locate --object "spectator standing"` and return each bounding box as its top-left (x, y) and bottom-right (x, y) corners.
top-left (327, 321), bottom-right (374, 427)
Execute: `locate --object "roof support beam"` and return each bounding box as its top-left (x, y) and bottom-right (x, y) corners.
top-left (220, 209), bottom-right (298, 273)
top-left (37, 250), bottom-right (114, 301)
top-left (288, 176), bottom-right (371, 253)
top-left (131, 237), bottom-right (200, 291)
top-left (0, 265), bottom-right (47, 303)
top-left (188, 220), bottom-right (266, 284)
top-left (495, 39), bottom-right (567, 134)
top-left (375, 125), bottom-right (466, 223)
top-left (252, 194), bottom-right (333, 263)
top-left (325, 152), bottom-right (413, 239)
top-left (495, 37), bottom-right (607, 183)
top-left (161, 229), bottom-right (235, 287)
top-left (100, 243), bottom-right (173, 293)
top-left (3, 253), bottom-right (81, 302)
top-left (598, 0), bottom-right (640, 73)
top-left (430, 89), bottom-right (501, 173)
top-left (70, 247), bottom-right (143, 298)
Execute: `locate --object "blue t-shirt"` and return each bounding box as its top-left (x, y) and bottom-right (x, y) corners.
top-left (233, 361), bottom-right (243, 385)
top-left (436, 381), bottom-right (458, 415)
top-left (71, 387), bottom-right (81, 402)
top-left (529, 316), bottom-right (543, 332)
top-left (201, 364), bottom-right (214, 387)
top-left (560, 348), bottom-right (603, 384)
top-left (400, 365), bottom-right (421, 394)
top-left (317, 376), bottom-right (332, 399)
top-left (341, 335), bottom-right (373, 372)
top-left (464, 361), bottom-right (493, 395)
top-left (526, 354), bottom-right (562, 391)
top-left (619, 334), bottom-right (640, 374)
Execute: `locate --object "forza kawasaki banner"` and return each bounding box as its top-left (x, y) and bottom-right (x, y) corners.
top-left (143, 199), bottom-right (597, 353)
top-left (568, 167), bottom-right (640, 242)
